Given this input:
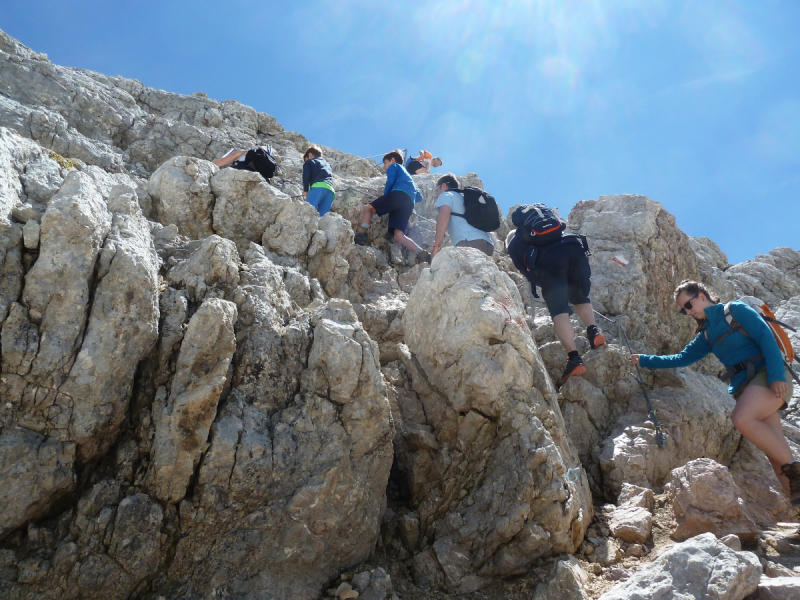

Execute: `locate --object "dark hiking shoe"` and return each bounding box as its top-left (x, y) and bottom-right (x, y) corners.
top-left (781, 462), bottom-right (800, 505)
top-left (587, 325), bottom-right (606, 350)
top-left (558, 355), bottom-right (586, 387)
top-left (415, 250), bottom-right (431, 264)
top-left (354, 232), bottom-right (369, 246)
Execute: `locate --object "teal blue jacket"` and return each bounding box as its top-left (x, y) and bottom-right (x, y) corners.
top-left (639, 301), bottom-right (786, 394)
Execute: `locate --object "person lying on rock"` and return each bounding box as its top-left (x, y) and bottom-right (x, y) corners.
top-left (506, 213), bottom-right (606, 387)
top-left (406, 149), bottom-right (443, 175)
top-left (302, 145), bottom-right (336, 216)
top-left (213, 149), bottom-right (248, 168)
top-left (355, 150), bottom-right (431, 264)
top-left (431, 173), bottom-right (494, 259)
top-left (631, 280), bottom-right (799, 504)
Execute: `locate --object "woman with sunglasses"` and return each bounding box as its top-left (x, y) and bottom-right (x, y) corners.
top-left (630, 280), bottom-right (798, 504)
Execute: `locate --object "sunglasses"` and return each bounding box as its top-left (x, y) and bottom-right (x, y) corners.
top-left (679, 294), bottom-right (699, 315)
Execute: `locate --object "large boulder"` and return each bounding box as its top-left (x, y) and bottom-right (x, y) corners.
top-left (402, 248), bottom-right (591, 593)
top-left (598, 369), bottom-right (740, 497)
top-left (148, 297), bottom-right (237, 504)
top-left (666, 458), bottom-right (760, 541)
top-left (599, 533), bottom-right (762, 600)
top-left (162, 300), bottom-right (394, 599)
top-left (147, 156), bottom-right (217, 239)
top-left (566, 195), bottom-right (700, 354)
top-left (0, 427), bottom-right (75, 540)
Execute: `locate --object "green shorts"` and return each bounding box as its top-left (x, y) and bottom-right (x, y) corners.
top-left (732, 367), bottom-right (794, 409)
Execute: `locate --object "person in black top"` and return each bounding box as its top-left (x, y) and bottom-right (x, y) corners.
top-left (507, 227), bottom-right (606, 387)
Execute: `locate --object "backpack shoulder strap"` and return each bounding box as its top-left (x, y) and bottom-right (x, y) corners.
top-left (708, 303), bottom-right (744, 348)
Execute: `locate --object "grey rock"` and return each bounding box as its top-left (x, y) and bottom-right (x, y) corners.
top-left (147, 156), bottom-right (217, 239)
top-left (752, 576), bottom-right (800, 600)
top-left (608, 505), bottom-right (652, 543)
top-left (617, 483), bottom-right (655, 512)
top-left (0, 219), bottom-right (23, 322)
top-left (0, 427), bottom-right (75, 539)
top-left (166, 234), bottom-right (241, 302)
top-left (667, 458), bottom-right (760, 541)
top-left (719, 534), bottom-right (742, 551)
top-left (403, 248), bottom-right (591, 593)
top-left (210, 167), bottom-right (286, 253)
top-left (60, 184), bottom-right (160, 462)
top-left (533, 556), bottom-right (590, 600)
top-left (149, 297), bottom-right (237, 503)
top-left (21, 218), bottom-right (39, 249)
top-left (599, 533), bottom-right (761, 600)
top-left (21, 171), bottom-right (111, 389)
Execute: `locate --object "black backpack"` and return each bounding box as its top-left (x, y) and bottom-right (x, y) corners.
top-left (449, 187), bottom-right (501, 232)
top-left (231, 146), bottom-right (277, 181)
top-left (511, 203), bottom-right (566, 245)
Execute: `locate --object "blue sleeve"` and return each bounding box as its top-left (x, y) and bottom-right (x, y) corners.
top-left (639, 332), bottom-right (711, 369)
top-left (729, 302), bottom-right (787, 384)
top-left (384, 163), bottom-right (397, 195)
top-left (302, 160), bottom-right (311, 192)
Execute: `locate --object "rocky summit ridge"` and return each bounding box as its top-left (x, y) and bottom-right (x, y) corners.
top-left (1, 28), bottom-right (799, 600)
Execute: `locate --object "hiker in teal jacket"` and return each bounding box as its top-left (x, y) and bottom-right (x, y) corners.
top-left (631, 280), bottom-right (798, 504)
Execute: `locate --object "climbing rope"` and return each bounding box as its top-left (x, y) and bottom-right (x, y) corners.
top-left (593, 309), bottom-right (667, 448)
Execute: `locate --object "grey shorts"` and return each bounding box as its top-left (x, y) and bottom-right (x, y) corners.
top-left (732, 367), bottom-right (794, 410)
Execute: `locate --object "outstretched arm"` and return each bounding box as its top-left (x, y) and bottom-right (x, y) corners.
top-left (637, 332), bottom-right (711, 369)
top-left (213, 149), bottom-right (247, 168)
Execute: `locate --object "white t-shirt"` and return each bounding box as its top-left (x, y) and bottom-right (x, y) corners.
top-left (436, 190), bottom-right (494, 246)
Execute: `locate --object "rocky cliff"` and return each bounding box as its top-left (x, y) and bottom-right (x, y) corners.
top-left (1, 29), bottom-right (799, 600)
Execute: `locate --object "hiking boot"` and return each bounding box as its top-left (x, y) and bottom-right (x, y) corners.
top-left (781, 461), bottom-right (800, 505)
top-left (587, 325), bottom-right (606, 350)
top-left (558, 355), bottom-right (586, 387)
top-left (354, 232), bottom-right (369, 246)
top-left (415, 250), bottom-right (431, 264)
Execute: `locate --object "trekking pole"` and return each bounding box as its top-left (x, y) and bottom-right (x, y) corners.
top-left (593, 310), bottom-right (667, 448)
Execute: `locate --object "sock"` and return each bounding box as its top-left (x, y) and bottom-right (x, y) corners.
top-left (567, 350), bottom-right (579, 360)
top-left (360, 223), bottom-right (370, 230)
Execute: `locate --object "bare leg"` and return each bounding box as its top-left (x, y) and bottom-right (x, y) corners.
top-left (572, 303), bottom-right (597, 328)
top-left (394, 229), bottom-right (422, 253)
top-left (731, 384), bottom-right (793, 493)
top-left (360, 204), bottom-right (376, 226)
top-left (552, 313), bottom-right (576, 353)
top-left (763, 411), bottom-right (792, 494)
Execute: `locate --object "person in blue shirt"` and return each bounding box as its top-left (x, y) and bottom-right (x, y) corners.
top-left (355, 150), bottom-right (430, 264)
top-left (431, 173), bottom-right (494, 258)
top-left (302, 145), bottom-right (335, 216)
top-left (631, 279), bottom-right (798, 504)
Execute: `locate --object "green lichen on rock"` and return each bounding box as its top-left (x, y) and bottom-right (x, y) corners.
top-left (48, 151), bottom-right (79, 170)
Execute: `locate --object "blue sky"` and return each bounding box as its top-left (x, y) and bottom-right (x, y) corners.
top-left (1, 1), bottom-right (798, 264)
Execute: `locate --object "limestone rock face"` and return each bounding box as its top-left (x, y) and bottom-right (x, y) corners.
top-left (210, 167), bottom-right (285, 253)
top-left (403, 248), bottom-right (591, 593)
top-left (149, 297), bottom-right (237, 504)
top-left (0, 428), bottom-right (75, 539)
top-left (598, 369), bottom-right (740, 497)
top-left (147, 156), bottom-right (217, 239)
top-left (724, 247), bottom-right (800, 305)
top-left (167, 300), bottom-right (393, 600)
top-left (566, 195), bottom-right (700, 354)
top-left (1, 26), bottom-right (798, 600)
top-left (60, 184), bottom-right (160, 462)
top-left (533, 556), bottom-right (590, 600)
top-left (667, 458), bottom-right (761, 541)
top-left (599, 533), bottom-right (761, 600)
